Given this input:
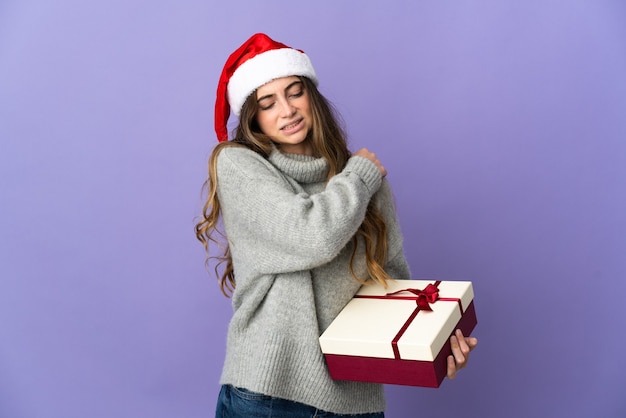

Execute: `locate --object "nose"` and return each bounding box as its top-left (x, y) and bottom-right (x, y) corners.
top-left (277, 96), bottom-right (296, 117)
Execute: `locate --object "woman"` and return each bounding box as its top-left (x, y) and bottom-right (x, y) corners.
top-left (196, 33), bottom-right (477, 418)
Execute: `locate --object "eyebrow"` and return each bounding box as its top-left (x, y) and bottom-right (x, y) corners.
top-left (256, 81), bottom-right (303, 103)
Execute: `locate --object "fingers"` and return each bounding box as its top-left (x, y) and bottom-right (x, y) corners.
top-left (447, 354), bottom-right (458, 379)
top-left (447, 333), bottom-right (467, 379)
top-left (447, 329), bottom-right (478, 380)
top-left (353, 148), bottom-right (387, 177)
top-left (466, 335), bottom-right (479, 350)
top-left (455, 329), bottom-right (472, 360)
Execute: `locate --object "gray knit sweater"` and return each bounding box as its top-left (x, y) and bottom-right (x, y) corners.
top-left (216, 145), bottom-right (410, 414)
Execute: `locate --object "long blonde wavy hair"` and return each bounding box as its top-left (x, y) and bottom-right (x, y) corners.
top-left (195, 77), bottom-right (391, 296)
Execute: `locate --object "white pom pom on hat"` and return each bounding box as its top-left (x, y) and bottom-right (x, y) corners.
top-left (214, 33), bottom-right (318, 142)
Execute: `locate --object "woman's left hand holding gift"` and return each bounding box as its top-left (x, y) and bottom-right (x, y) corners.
top-left (446, 329), bottom-right (478, 379)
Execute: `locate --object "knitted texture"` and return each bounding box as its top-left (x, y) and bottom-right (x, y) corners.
top-left (215, 145), bottom-right (410, 414)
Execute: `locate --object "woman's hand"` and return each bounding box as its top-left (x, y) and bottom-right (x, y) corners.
top-left (353, 148), bottom-right (387, 177)
top-left (447, 329), bottom-right (478, 379)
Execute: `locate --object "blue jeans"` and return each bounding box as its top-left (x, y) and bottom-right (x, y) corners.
top-left (216, 385), bottom-right (385, 418)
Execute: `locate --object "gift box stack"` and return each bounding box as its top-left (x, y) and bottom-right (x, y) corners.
top-left (319, 279), bottom-right (477, 388)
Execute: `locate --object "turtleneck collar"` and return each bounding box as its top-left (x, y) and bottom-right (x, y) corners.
top-left (268, 147), bottom-right (329, 184)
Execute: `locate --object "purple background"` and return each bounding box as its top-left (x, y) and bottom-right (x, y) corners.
top-left (2, 1), bottom-right (625, 417)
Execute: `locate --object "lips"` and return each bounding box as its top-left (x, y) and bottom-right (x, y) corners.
top-left (280, 118), bottom-right (303, 132)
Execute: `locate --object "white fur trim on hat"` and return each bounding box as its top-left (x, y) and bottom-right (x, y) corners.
top-left (227, 48), bottom-right (318, 117)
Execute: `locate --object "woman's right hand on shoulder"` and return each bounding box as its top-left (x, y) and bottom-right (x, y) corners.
top-left (353, 148), bottom-right (387, 177)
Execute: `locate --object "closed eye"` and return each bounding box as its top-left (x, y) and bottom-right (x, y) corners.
top-left (289, 90), bottom-right (304, 99)
top-left (258, 101), bottom-right (275, 111)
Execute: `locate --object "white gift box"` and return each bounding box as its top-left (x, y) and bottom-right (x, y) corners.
top-left (319, 279), bottom-right (477, 387)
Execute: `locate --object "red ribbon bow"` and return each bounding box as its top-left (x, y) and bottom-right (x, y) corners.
top-left (385, 283), bottom-right (440, 311)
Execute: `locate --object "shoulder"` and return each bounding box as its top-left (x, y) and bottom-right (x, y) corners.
top-left (375, 179), bottom-right (396, 206)
top-left (374, 179), bottom-right (401, 221)
top-left (217, 144), bottom-right (266, 164)
top-left (215, 144), bottom-right (277, 180)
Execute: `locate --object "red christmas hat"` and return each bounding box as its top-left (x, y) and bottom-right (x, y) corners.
top-left (214, 33), bottom-right (318, 142)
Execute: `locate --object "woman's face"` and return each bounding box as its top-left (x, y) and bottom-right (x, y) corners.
top-left (255, 76), bottom-right (313, 155)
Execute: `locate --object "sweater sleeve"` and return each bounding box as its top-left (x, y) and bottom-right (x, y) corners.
top-left (216, 146), bottom-right (383, 275)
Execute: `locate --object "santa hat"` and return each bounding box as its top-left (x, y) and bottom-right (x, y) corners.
top-left (214, 33), bottom-right (318, 142)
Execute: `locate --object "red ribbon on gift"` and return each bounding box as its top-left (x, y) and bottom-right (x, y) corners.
top-left (386, 283), bottom-right (440, 311)
top-left (354, 280), bottom-right (463, 360)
